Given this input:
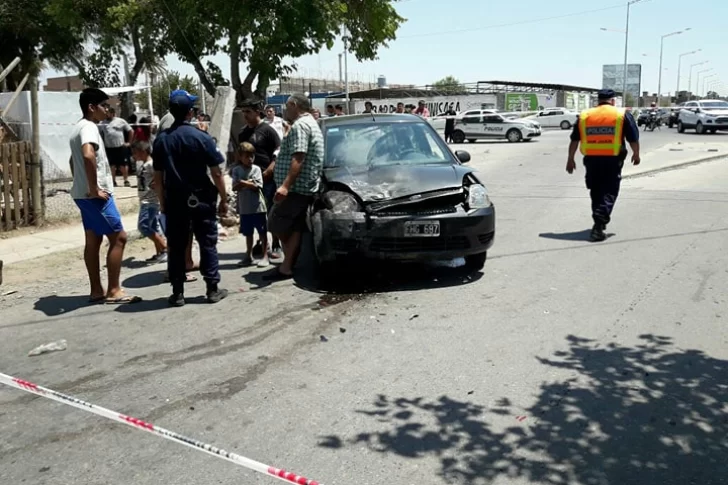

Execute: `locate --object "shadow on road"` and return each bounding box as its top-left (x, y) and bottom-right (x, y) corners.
top-left (122, 269), bottom-right (167, 289)
top-left (240, 234), bottom-right (485, 295)
top-left (539, 229), bottom-right (615, 242)
top-left (33, 295), bottom-right (97, 316)
top-left (320, 335), bottom-right (728, 484)
top-left (121, 257), bottom-right (154, 270)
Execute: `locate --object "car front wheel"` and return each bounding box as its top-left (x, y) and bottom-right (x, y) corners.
top-left (506, 129), bottom-right (522, 143)
top-left (465, 252), bottom-right (487, 271)
top-left (696, 121), bottom-right (705, 134)
top-left (451, 130), bottom-right (465, 144)
top-left (677, 120), bottom-right (685, 133)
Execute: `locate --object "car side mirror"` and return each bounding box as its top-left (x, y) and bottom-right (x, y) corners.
top-left (455, 150), bottom-right (471, 164)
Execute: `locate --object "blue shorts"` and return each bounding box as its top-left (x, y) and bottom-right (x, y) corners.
top-left (240, 213), bottom-right (267, 237)
top-left (75, 196), bottom-right (124, 236)
top-left (137, 203), bottom-right (162, 237)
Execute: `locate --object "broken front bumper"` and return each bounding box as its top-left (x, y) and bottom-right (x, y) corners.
top-left (312, 205), bottom-right (496, 262)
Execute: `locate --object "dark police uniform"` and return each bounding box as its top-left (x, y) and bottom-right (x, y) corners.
top-left (153, 121), bottom-right (225, 296)
top-left (570, 99), bottom-right (639, 236)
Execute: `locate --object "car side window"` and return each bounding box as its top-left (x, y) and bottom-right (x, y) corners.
top-left (462, 116), bottom-right (482, 124)
top-left (552, 111), bottom-right (564, 115)
top-left (483, 115), bottom-right (502, 123)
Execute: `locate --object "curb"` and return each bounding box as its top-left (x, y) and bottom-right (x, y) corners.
top-left (623, 153), bottom-right (727, 180)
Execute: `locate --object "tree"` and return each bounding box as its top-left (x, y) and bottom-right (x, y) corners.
top-left (624, 93), bottom-right (635, 107)
top-left (136, 70), bottom-right (199, 117)
top-left (46, 0), bottom-right (170, 116)
top-left (706, 90), bottom-right (719, 100)
top-left (0, 0), bottom-right (87, 90)
top-left (432, 76), bottom-right (466, 94)
top-left (160, 0), bottom-right (405, 104)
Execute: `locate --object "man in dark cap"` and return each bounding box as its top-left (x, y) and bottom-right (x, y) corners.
top-left (153, 89), bottom-right (229, 306)
top-left (566, 89), bottom-right (640, 242)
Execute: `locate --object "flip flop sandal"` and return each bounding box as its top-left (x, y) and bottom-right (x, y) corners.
top-left (185, 274), bottom-right (198, 283)
top-left (104, 295), bottom-right (142, 305)
top-left (88, 296), bottom-right (106, 304)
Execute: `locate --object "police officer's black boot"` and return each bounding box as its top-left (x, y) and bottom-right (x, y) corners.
top-left (206, 284), bottom-right (229, 304)
top-left (590, 223), bottom-right (606, 242)
top-left (168, 285), bottom-right (185, 307)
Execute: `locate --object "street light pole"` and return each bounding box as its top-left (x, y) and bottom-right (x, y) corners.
top-left (688, 61), bottom-right (708, 99)
top-left (676, 49), bottom-right (700, 95)
top-left (703, 74), bottom-right (717, 97)
top-left (696, 68), bottom-right (713, 97)
top-left (657, 28), bottom-right (689, 105)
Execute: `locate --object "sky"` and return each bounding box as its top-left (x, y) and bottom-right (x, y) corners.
top-left (43, 0), bottom-right (728, 97)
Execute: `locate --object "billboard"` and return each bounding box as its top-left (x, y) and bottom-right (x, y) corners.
top-left (602, 64), bottom-right (642, 104)
top-left (352, 94), bottom-right (497, 116)
top-left (565, 92), bottom-right (592, 111)
top-left (505, 93), bottom-right (558, 111)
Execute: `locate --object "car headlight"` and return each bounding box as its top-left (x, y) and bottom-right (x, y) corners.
top-left (322, 190), bottom-right (362, 214)
top-left (467, 184), bottom-right (491, 209)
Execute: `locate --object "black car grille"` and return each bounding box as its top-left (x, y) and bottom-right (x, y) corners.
top-left (378, 206), bottom-right (457, 217)
top-left (715, 117), bottom-right (728, 124)
top-left (477, 232), bottom-right (494, 245)
top-left (369, 236), bottom-right (470, 253)
top-left (372, 192), bottom-right (464, 215)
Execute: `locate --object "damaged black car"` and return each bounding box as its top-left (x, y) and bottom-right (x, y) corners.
top-left (309, 114), bottom-right (495, 273)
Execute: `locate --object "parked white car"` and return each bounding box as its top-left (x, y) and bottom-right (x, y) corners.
top-left (426, 112), bottom-right (454, 131)
top-left (525, 108), bottom-right (579, 130)
top-left (451, 112), bottom-right (541, 143)
top-left (677, 100), bottom-right (728, 134)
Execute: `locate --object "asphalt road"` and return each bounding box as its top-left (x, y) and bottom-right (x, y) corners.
top-left (2, 127), bottom-right (728, 485)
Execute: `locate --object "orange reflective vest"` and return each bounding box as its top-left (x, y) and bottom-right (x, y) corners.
top-left (578, 105), bottom-right (625, 156)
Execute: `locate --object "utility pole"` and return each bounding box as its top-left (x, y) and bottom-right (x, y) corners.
top-left (338, 53), bottom-right (343, 90)
top-left (30, 71), bottom-right (42, 225)
top-left (343, 27), bottom-right (350, 114)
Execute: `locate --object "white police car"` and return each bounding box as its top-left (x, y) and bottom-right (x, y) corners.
top-left (451, 111), bottom-right (541, 143)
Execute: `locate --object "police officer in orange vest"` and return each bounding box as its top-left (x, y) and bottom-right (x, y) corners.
top-left (567, 89), bottom-right (640, 242)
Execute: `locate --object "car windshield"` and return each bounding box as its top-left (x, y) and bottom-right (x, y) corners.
top-left (699, 101), bottom-right (728, 110)
top-left (324, 121), bottom-right (453, 170)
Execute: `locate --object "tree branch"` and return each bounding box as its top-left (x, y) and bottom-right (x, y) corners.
top-left (240, 69), bottom-right (258, 102)
top-left (229, 33), bottom-right (241, 91)
top-left (129, 26), bottom-right (145, 85)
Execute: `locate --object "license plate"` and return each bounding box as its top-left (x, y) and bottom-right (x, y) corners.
top-left (404, 221), bottom-right (441, 237)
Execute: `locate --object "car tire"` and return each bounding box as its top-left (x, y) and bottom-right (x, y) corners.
top-left (506, 129), bottom-right (522, 143)
top-left (465, 252), bottom-right (487, 271)
top-left (696, 122), bottom-right (705, 134)
top-left (468, 139), bottom-right (476, 144)
top-left (560, 120), bottom-right (571, 130)
top-left (451, 130), bottom-right (465, 144)
top-left (318, 260), bottom-right (338, 283)
top-left (677, 120), bottom-right (685, 133)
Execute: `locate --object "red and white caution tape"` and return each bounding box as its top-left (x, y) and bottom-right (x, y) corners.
top-left (0, 372), bottom-right (323, 485)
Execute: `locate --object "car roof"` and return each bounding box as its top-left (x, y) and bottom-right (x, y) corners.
top-left (319, 113), bottom-right (423, 127)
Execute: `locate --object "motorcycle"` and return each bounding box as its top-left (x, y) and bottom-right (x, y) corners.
top-left (645, 110), bottom-right (661, 132)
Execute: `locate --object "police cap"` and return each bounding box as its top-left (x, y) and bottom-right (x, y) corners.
top-left (597, 89), bottom-right (616, 100)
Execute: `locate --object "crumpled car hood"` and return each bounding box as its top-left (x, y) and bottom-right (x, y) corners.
top-left (324, 164), bottom-right (473, 202)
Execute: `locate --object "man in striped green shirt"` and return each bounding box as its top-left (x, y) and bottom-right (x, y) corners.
top-left (267, 93), bottom-right (324, 280)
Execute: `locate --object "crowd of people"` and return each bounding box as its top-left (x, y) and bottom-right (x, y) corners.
top-left (69, 88), bottom-right (324, 307)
